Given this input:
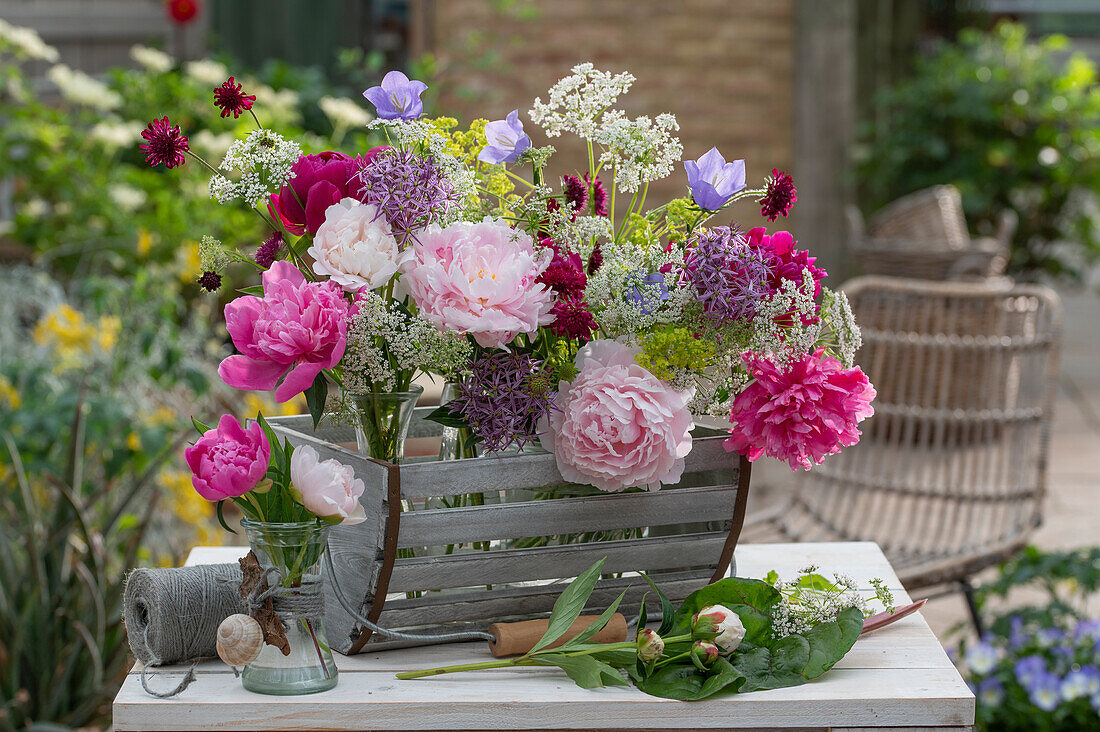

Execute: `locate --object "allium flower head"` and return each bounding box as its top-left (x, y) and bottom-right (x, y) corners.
top-left (478, 109), bottom-right (531, 165)
top-left (362, 70), bottom-right (427, 121)
top-left (254, 231), bottom-right (282, 269)
top-left (140, 116), bottom-right (189, 169)
top-left (725, 349), bottom-right (876, 471)
top-left (760, 168), bottom-right (798, 221)
top-left (549, 294), bottom-right (597, 341)
top-left (358, 149), bottom-right (458, 241)
top-left (213, 76), bottom-right (256, 119)
top-left (684, 147), bottom-right (746, 211)
top-left (451, 350), bottom-right (555, 453)
top-left (683, 226), bottom-right (773, 322)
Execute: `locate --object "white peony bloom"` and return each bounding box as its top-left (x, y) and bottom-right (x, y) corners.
top-left (308, 198), bottom-right (407, 292)
top-left (692, 605), bottom-right (747, 652)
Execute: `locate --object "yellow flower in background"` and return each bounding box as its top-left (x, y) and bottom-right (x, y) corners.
top-left (137, 228), bottom-right (153, 257)
top-left (126, 431), bottom-right (142, 452)
top-left (177, 240), bottom-right (201, 284)
top-left (242, 391), bottom-right (307, 420)
top-left (145, 405), bottom-right (177, 427)
top-left (161, 469), bottom-right (220, 547)
top-left (0, 376), bottom-right (20, 411)
top-left (33, 303), bottom-right (119, 370)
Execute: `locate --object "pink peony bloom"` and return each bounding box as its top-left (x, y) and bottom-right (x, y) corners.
top-left (289, 445), bottom-right (366, 525)
top-left (399, 217), bottom-right (555, 349)
top-left (724, 349), bottom-right (876, 471)
top-left (268, 148), bottom-right (385, 236)
top-left (185, 414), bottom-right (270, 501)
top-left (219, 261), bottom-right (351, 402)
top-left (539, 339), bottom-right (693, 492)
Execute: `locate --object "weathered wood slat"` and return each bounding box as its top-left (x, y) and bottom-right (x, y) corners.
top-left (388, 532), bottom-right (729, 592)
top-left (397, 485), bottom-right (737, 547)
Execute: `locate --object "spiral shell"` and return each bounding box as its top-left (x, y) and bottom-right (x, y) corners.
top-left (216, 613), bottom-right (263, 667)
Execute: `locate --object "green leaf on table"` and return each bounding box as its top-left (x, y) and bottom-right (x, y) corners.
top-left (589, 648), bottom-right (639, 669)
top-left (639, 572), bottom-right (675, 635)
top-left (632, 656), bottom-right (745, 700)
top-left (764, 569), bottom-right (779, 585)
top-left (304, 372), bottom-right (328, 430)
top-left (529, 558), bottom-right (605, 654)
top-left (531, 653), bottom-right (628, 689)
top-left (800, 605), bottom-right (864, 679)
top-left (559, 589), bottom-right (627, 649)
top-left (670, 578), bottom-right (781, 646)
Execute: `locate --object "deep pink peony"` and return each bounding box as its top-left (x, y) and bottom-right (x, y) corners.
top-left (268, 148), bottom-right (386, 236)
top-left (745, 227), bottom-right (826, 300)
top-left (724, 349), bottom-right (876, 471)
top-left (185, 414), bottom-right (271, 501)
top-left (539, 340), bottom-right (694, 492)
top-left (399, 217), bottom-right (555, 349)
top-left (219, 261), bottom-right (351, 402)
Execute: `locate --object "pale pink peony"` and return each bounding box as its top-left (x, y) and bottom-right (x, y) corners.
top-left (724, 349), bottom-right (876, 471)
top-left (307, 197), bottom-right (408, 292)
top-left (219, 261), bottom-right (351, 402)
top-left (289, 445), bottom-right (366, 525)
top-left (185, 414), bottom-right (271, 501)
top-left (399, 217), bottom-right (555, 349)
top-left (539, 339), bottom-right (694, 492)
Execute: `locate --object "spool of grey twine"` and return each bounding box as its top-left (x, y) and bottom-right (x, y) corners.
top-left (123, 564), bottom-right (245, 697)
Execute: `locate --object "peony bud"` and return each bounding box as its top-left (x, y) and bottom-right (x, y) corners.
top-left (691, 640), bottom-right (721, 670)
top-left (692, 604), bottom-right (746, 652)
top-left (636, 629), bottom-right (665, 663)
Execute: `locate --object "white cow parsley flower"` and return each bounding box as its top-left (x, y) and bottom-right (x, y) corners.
top-left (209, 129), bottom-right (302, 206)
top-left (529, 63), bottom-right (636, 139)
top-left (594, 112), bottom-right (683, 192)
top-left (130, 44), bottom-right (173, 73)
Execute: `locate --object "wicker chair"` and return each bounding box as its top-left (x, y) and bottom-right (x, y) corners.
top-left (742, 276), bottom-right (1062, 631)
top-left (849, 185), bottom-right (1014, 281)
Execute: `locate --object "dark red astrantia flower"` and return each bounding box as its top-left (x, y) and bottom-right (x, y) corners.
top-left (759, 168), bottom-right (797, 221)
top-left (213, 77), bottom-right (256, 119)
top-left (140, 116), bottom-right (189, 169)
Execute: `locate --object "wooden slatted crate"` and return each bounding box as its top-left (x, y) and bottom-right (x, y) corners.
top-left (268, 410), bottom-right (752, 655)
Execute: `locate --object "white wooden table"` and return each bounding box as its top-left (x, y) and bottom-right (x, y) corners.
top-left (113, 542), bottom-right (974, 731)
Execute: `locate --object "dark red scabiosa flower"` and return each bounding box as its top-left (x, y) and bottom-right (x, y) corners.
top-left (254, 231), bottom-right (283, 269)
top-left (562, 174), bottom-right (588, 218)
top-left (759, 168), bottom-right (797, 221)
top-left (549, 294), bottom-right (597, 340)
top-left (585, 173), bottom-right (609, 216)
top-left (139, 116), bottom-right (189, 169)
top-left (213, 77), bottom-right (257, 119)
top-left (538, 249), bottom-right (587, 298)
top-left (586, 243), bottom-right (603, 275)
top-left (166, 0), bottom-right (200, 24)
top-left (197, 271), bottom-right (221, 292)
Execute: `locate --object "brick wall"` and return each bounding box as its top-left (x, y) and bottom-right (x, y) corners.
top-left (424, 0), bottom-right (794, 223)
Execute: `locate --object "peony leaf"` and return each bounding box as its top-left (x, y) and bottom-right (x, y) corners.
top-left (639, 571), bottom-right (675, 635)
top-left (529, 558), bottom-right (605, 654)
top-left (423, 403), bottom-right (469, 430)
top-left (531, 653), bottom-right (628, 689)
top-left (304, 372), bottom-right (328, 430)
top-left (632, 656), bottom-right (745, 700)
top-left (558, 589), bottom-right (627, 648)
top-left (670, 577), bottom-right (781, 646)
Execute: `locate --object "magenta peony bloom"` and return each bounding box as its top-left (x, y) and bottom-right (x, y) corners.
top-left (745, 227), bottom-right (826, 300)
top-left (724, 349), bottom-right (876, 471)
top-left (540, 340), bottom-right (693, 492)
top-left (399, 218), bottom-right (555, 349)
top-left (268, 148), bottom-right (384, 236)
top-left (289, 445), bottom-right (366, 524)
top-left (218, 261), bottom-right (351, 402)
top-left (184, 414), bottom-right (270, 501)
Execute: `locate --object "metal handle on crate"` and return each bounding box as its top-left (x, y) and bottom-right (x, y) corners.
top-left (323, 542), bottom-right (495, 644)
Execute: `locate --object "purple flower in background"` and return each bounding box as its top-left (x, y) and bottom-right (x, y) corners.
top-left (358, 149), bottom-right (457, 242)
top-left (1008, 615), bottom-right (1028, 650)
top-left (684, 147), bottom-right (746, 211)
top-left (626, 271), bottom-right (671, 315)
top-left (451, 350), bottom-right (556, 453)
top-left (1075, 619), bottom-right (1100, 643)
top-left (682, 226), bottom-right (773, 322)
top-left (1027, 671), bottom-right (1063, 711)
top-left (1036, 627), bottom-right (1064, 648)
top-left (478, 109), bottom-right (531, 165)
top-left (362, 70), bottom-right (427, 121)
top-left (1014, 655), bottom-right (1047, 687)
top-left (976, 677), bottom-right (1004, 707)
top-left (1060, 666), bottom-right (1100, 701)
top-left (965, 640), bottom-right (1000, 676)
top-left (1092, 691), bottom-right (1100, 714)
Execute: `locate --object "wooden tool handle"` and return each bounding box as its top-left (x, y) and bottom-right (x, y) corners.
top-left (487, 613), bottom-right (628, 658)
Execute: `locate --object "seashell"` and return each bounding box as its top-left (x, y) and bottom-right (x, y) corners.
top-left (216, 613), bottom-right (264, 667)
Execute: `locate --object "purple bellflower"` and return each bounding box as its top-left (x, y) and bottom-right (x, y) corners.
top-left (478, 109), bottom-right (531, 165)
top-left (684, 147), bottom-right (746, 211)
top-left (363, 71), bottom-right (427, 121)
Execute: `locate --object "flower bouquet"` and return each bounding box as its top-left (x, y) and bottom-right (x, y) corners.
top-left (148, 63), bottom-right (876, 652)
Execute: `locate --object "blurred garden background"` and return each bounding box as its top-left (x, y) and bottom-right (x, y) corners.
top-left (1, 0), bottom-right (1099, 729)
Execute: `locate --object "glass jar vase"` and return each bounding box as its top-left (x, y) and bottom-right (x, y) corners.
top-left (240, 520), bottom-right (338, 695)
top-left (349, 385), bottom-right (423, 463)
